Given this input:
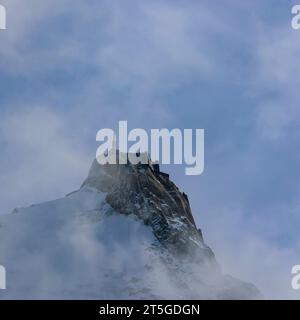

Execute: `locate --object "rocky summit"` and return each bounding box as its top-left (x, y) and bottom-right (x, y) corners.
top-left (82, 153), bottom-right (216, 265)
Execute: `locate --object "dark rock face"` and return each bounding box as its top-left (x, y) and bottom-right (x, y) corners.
top-left (82, 153), bottom-right (217, 266)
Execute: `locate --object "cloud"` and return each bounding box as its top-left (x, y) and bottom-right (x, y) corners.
top-left (201, 204), bottom-right (300, 299)
top-left (0, 106), bottom-right (90, 213)
top-left (253, 22), bottom-right (300, 141)
top-left (0, 189), bottom-right (262, 299)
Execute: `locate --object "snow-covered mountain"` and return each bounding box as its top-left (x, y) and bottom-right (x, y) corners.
top-left (0, 155), bottom-right (261, 299)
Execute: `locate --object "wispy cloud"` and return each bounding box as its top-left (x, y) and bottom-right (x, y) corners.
top-left (0, 106), bottom-right (90, 213)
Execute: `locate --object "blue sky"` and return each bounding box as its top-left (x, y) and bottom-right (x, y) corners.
top-left (0, 0), bottom-right (300, 298)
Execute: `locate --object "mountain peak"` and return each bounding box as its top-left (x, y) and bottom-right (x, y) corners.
top-left (82, 156), bottom-right (215, 264)
top-left (0, 156), bottom-right (262, 299)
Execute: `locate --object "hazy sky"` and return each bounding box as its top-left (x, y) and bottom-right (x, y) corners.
top-left (0, 0), bottom-right (300, 298)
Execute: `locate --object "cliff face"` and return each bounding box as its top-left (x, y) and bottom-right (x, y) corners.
top-left (82, 155), bottom-right (216, 266)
